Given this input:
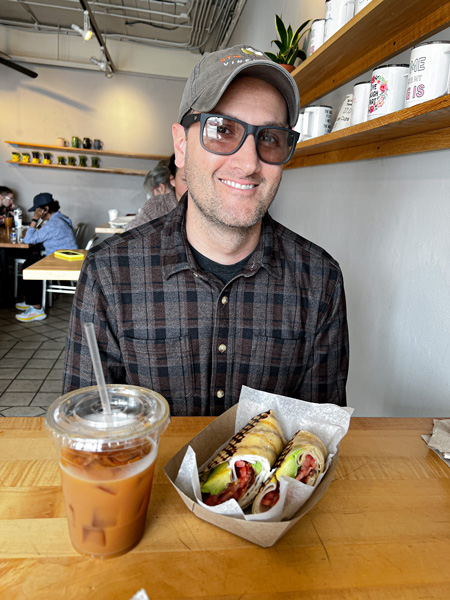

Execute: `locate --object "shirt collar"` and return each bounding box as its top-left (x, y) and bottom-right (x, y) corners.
top-left (161, 193), bottom-right (282, 281)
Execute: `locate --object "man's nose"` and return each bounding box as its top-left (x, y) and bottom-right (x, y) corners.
top-left (228, 133), bottom-right (261, 174)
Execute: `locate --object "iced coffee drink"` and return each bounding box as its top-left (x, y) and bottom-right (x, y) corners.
top-left (46, 385), bottom-right (170, 558)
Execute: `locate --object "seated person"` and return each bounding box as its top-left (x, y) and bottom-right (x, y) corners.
top-left (124, 154), bottom-right (187, 231)
top-left (16, 192), bottom-right (78, 322)
top-left (0, 186), bottom-right (16, 224)
top-left (63, 44), bottom-right (349, 416)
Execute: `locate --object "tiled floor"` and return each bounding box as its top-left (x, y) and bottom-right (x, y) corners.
top-left (0, 295), bottom-right (73, 416)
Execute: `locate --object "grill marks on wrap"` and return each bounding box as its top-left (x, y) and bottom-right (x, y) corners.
top-left (205, 410), bottom-right (283, 470)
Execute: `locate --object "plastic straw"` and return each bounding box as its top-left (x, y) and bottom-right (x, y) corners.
top-left (84, 322), bottom-right (112, 416)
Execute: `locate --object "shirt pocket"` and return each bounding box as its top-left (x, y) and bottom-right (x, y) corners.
top-left (121, 335), bottom-right (194, 416)
top-left (243, 334), bottom-right (310, 397)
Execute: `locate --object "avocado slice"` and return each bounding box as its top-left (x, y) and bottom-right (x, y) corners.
top-left (276, 449), bottom-right (302, 480)
top-left (201, 462), bottom-right (232, 496)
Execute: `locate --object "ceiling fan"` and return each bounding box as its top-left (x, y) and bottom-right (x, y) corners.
top-left (0, 51), bottom-right (38, 78)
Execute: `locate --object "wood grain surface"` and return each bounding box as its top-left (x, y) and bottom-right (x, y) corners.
top-left (22, 250), bottom-right (87, 281)
top-left (1, 416), bottom-right (449, 600)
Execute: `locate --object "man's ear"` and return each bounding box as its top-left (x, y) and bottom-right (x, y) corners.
top-left (172, 123), bottom-right (187, 169)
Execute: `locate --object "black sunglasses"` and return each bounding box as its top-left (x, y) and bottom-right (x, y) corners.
top-left (181, 113), bottom-right (299, 165)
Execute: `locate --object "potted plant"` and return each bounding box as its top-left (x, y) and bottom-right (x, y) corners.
top-left (265, 14), bottom-right (311, 72)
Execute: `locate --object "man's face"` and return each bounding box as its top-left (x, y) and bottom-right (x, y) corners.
top-left (175, 76), bottom-right (287, 231)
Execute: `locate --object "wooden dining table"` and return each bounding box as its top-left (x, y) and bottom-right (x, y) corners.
top-left (0, 226), bottom-right (30, 307)
top-left (22, 249), bottom-right (87, 281)
top-left (1, 416), bottom-right (449, 599)
top-left (95, 223), bottom-right (125, 234)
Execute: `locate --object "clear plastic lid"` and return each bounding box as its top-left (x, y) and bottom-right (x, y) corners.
top-left (46, 385), bottom-right (170, 448)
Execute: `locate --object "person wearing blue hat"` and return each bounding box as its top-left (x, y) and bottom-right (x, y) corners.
top-left (15, 192), bottom-right (78, 322)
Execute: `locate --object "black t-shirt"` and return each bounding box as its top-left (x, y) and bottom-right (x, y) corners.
top-left (189, 244), bottom-right (253, 284)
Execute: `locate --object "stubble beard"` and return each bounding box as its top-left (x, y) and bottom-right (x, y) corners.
top-left (185, 157), bottom-right (282, 235)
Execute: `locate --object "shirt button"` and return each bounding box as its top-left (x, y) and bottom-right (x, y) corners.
top-left (218, 344), bottom-right (227, 353)
top-left (221, 296), bottom-right (228, 305)
top-left (216, 389), bottom-right (225, 398)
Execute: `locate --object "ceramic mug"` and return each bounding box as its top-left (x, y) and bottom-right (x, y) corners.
top-left (43, 152), bottom-right (53, 164)
top-left (351, 81), bottom-right (371, 125)
top-left (307, 19), bottom-right (325, 57)
top-left (32, 151), bottom-right (41, 164)
top-left (68, 156), bottom-right (77, 166)
top-left (93, 139), bottom-right (103, 150)
top-left (57, 156), bottom-right (67, 165)
top-left (368, 64), bottom-right (409, 119)
top-left (57, 137), bottom-right (68, 147)
top-left (71, 136), bottom-right (80, 148)
top-left (78, 155), bottom-right (87, 167)
top-left (331, 94), bottom-right (353, 132)
top-left (22, 153), bottom-right (30, 163)
top-left (83, 137), bottom-right (92, 149)
top-left (91, 156), bottom-right (101, 168)
top-left (324, 0), bottom-right (355, 42)
top-left (293, 112), bottom-right (304, 142)
top-left (405, 41), bottom-right (450, 108)
top-left (302, 106), bottom-right (333, 140)
top-left (12, 152), bottom-right (20, 163)
top-left (355, 0), bottom-right (373, 14)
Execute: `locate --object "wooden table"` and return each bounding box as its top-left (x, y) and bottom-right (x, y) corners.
top-left (1, 416), bottom-right (449, 599)
top-left (22, 249), bottom-right (87, 281)
top-left (95, 222), bottom-right (125, 234)
top-left (0, 226), bottom-right (30, 307)
top-left (0, 226), bottom-right (30, 249)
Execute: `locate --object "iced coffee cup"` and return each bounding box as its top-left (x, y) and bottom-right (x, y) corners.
top-left (46, 384), bottom-right (170, 559)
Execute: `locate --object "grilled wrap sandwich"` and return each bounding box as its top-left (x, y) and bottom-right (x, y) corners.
top-left (199, 410), bottom-right (286, 509)
top-left (252, 430), bottom-right (328, 514)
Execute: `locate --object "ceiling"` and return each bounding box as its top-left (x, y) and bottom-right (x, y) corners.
top-left (0, 0), bottom-right (247, 54)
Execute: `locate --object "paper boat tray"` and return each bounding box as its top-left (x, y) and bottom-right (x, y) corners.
top-left (164, 403), bottom-right (339, 547)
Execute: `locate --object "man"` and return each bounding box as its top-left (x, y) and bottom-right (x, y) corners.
top-left (63, 44), bottom-right (349, 416)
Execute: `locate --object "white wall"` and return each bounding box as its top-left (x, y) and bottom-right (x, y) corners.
top-left (230, 0), bottom-right (450, 416)
top-left (0, 64), bottom-right (186, 245)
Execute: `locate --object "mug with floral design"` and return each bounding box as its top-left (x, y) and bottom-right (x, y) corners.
top-left (368, 64), bottom-right (409, 120)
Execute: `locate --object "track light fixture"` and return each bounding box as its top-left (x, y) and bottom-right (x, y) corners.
top-left (71, 10), bottom-right (93, 41)
top-left (90, 47), bottom-right (113, 78)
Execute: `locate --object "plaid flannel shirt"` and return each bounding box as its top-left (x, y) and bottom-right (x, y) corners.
top-left (63, 196), bottom-right (349, 416)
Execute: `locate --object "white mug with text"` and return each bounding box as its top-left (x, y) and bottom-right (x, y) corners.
top-left (368, 64), bottom-right (409, 120)
top-left (324, 0), bottom-right (355, 42)
top-left (307, 19), bottom-right (326, 56)
top-left (302, 106), bottom-right (333, 140)
top-left (351, 81), bottom-right (371, 125)
top-left (405, 41), bottom-right (450, 108)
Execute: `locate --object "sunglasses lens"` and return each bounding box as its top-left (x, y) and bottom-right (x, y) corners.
top-left (201, 116), bottom-right (294, 164)
top-left (202, 116), bottom-right (245, 155)
top-left (257, 128), bottom-right (295, 165)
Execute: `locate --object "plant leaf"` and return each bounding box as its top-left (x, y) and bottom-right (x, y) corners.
top-left (264, 51), bottom-right (280, 63)
top-left (275, 14), bottom-right (288, 48)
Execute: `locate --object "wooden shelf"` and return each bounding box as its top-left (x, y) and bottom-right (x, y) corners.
top-left (293, 0), bottom-right (450, 107)
top-left (6, 161), bottom-right (147, 176)
top-left (286, 94), bottom-right (450, 168)
top-left (5, 140), bottom-right (168, 160)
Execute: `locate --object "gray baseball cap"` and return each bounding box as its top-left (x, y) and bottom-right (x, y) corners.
top-left (178, 44), bottom-right (300, 128)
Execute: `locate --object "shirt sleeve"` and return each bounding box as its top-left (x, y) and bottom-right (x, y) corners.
top-left (62, 252), bottom-right (126, 393)
top-left (24, 222), bottom-right (53, 245)
top-left (298, 269), bottom-right (349, 406)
